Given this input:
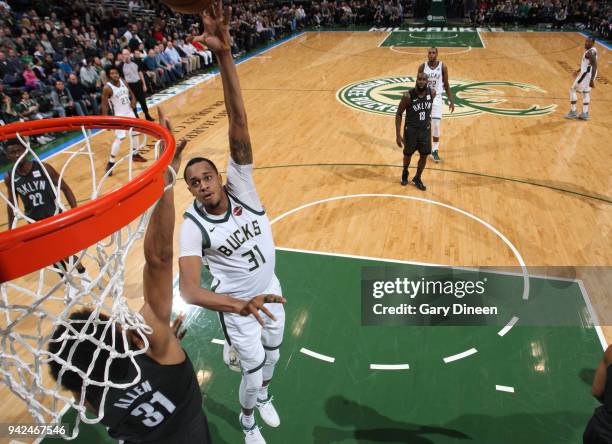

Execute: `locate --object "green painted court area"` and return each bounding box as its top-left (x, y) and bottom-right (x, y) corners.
top-left (380, 31), bottom-right (485, 48)
top-left (45, 249), bottom-right (602, 443)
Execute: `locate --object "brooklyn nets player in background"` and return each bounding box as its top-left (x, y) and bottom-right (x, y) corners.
top-left (101, 66), bottom-right (147, 176)
top-left (47, 108), bottom-right (214, 444)
top-left (418, 47), bottom-right (454, 162)
top-left (584, 344), bottom-right (612, 443)
top-left (179, 4), bottom-right (286, 444)
top-left (565, 36), bottom-right (597, 121)
top-left (396, 72), bottom-right (435, 191)
top-left (4, 139), bottom-right (91, 298)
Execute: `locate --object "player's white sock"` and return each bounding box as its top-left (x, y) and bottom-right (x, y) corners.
top-left (258, 385), bottom-right (269, 401)
top-left (433, 141), bottom-right (440, 152)
top-left (582, 93), bottom-right (590, 113)
top-left (130, 134), bottom-right (140, 155)
top-left (110, 138), bottom-right (121, 161)
top-left (570, 88), bottom-right (577, 112)
top-left (241, 412), bottom-right (255, 428)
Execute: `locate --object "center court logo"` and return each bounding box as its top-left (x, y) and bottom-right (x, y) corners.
top-left (336, 76), bottom-right (556, 118)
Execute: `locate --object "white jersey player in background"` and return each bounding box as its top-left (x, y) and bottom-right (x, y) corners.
top-left (565, 37), bottom-right (597, 121)
top-left (179, 4), bottom-right (286, 444)
top-left (101, 66), bottom-right (147, 176)
top-left (418, 47), bottom-right (455, 162)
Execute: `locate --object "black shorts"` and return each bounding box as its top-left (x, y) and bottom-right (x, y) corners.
top-left (583, 410), bottom-right (612, 444)
top-left (123, 411), bottom-right (212, 444)
top-left (403, 127), bottom-right (431, 156)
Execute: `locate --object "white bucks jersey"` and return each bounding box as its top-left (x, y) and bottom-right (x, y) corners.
top-left (107, 79), bottom-right (132, 117)
top-left (580, 48), bottom-right (597, 74)
top-left (423, 61), bottom-right (444, 95)
top-left (183, 190), bottom-right (276, 300)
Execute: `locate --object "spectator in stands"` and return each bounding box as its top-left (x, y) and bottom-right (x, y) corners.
top-left (79, 59), bottom-right (102, 94)
top-left (133, 48), bottom-right (158, 92)
top-left (22, 64), bottom-right (42, 90)
top-left (17, 90), bottom-right (47, 121)
top-left (154, 44), bottom-right (182, 81)
top-left (51, 79), bottom-right (85, 117)
top-left (16, 90), bottom-right (55, 144)
top-left (178, 39), bottom-right (201, 72)
top-left (67, 73), bottom-right (99, 115)
top-left (189, 36), bottom-right (213, 66)
top-left (1, 94), bottom-right (20, 124)
top-left (0, 51), bottom-right (19, 86)
top-left (144, 48), bottom-right (172, 87)
top-left (164, 41), bottom-right (189, 76)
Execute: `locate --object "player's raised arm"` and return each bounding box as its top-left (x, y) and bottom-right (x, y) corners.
top-left (395, 93), bottom-right (411, 147)
top-left (140, 108), bottom-right (188, 362)
top-left (198, 2), bottom-right (253, 165)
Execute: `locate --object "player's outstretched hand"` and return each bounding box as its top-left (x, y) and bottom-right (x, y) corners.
top-left (198, 0), bottom-right (232, 55)
top-left (396, 134), bottom-right (403, 148)
top-left (240, 294), bottom-right (286, 326)
top-left (158, 107), bottom-right (187, 176)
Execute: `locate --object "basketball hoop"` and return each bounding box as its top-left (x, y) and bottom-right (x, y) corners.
top-left (0, 116), bottom-right (176, 439)
top-left (0, 116), bottom-right (175, 282)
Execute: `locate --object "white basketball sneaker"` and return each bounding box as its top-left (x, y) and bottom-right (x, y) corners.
top-left (240, 413), bottom-right (266, 444)
top-left (223, 341), bottom-right (241, 372)
top-left (256, 396), bottom-right (280, 427)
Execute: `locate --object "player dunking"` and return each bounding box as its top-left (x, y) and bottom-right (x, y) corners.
top-left (179, 4), bottom-right (286, 444)
top-left (418, 47), bottom-right (454, 162)
top-left (565, 37), bottom-right (597, 121)
top-left (4, 140), bottom-right (91, 299)
top-left (396, 72), bottom-right (435, 191)
top-left (47, 109), bottom-right (214, 443)
top-left (101, 66), bottom-right (147, 176)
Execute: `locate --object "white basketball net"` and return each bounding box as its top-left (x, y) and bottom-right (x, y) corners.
top-left (0, 125), bottom-right (171, 439)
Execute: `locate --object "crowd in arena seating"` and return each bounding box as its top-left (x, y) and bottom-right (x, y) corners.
top-left (0, 0), bottom-right (409, 162)
top-left (0, 0), bottom-right (608, 162)
top-left (469, 0), bottom-right (611, 39)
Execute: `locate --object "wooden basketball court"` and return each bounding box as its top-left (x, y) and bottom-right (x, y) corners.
top-left (1, 30), bottom-right (611, 443)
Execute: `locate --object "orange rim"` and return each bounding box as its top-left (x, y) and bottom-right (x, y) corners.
top-left (0, 116), bottom-right (175, 283)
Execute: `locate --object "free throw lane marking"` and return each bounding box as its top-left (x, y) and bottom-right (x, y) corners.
top-left (211, 338), bottom-right (225, 345)
top-left (498, 316), bottom-right (520, 337)
top-left (496, 385), bottom-right (515, 393)
top-left (300, 347), bottom-right (335, 363)
top-left (370, 363), bottom-right (410, 370)
top-left (443, 348), bottom-right (478, 363)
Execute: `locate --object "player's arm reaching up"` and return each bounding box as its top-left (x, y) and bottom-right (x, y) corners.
top-left (139, 107), bottom-right (189, 364)
top-left (194, 2), bottom-right (252, 165)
